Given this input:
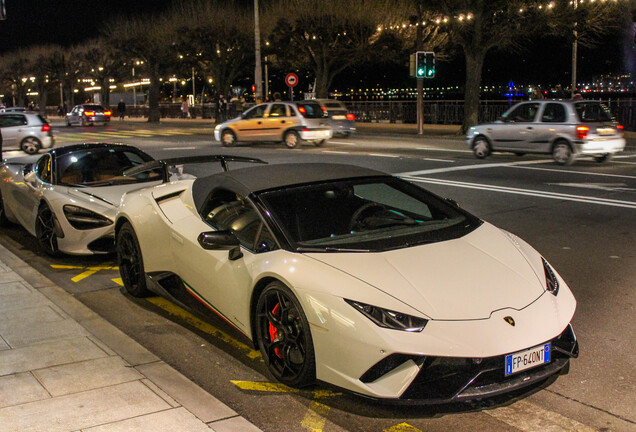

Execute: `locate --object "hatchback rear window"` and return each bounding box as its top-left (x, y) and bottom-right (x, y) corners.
top-left (295, 102), bottom-right (326, 118)
top-left (575, 102), bottom-right (613, 122)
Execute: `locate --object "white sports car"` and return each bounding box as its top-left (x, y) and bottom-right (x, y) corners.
top-left (115, 160), bottom-right (578, 402)
top-left (0, 143), bottom-right (163, 255)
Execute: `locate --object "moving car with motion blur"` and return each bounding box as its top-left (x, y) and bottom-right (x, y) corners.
top-left (0, 143), bottom-right (162, 255)
top-left (214, 101), bottom-right (332, 148)
top-left (0, 111), bottom-right (55, 154)
top-left (66, 104), bottom-right (112, 127)
top-left (466, 100), bottom-right (625, 165)
top-left (115, 158), bottom-right (578, 403)
top-left (315, 99), bottom-right (356, 137)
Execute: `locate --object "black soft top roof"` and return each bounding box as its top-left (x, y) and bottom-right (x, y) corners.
top-left (48, 143), bottom-right (149, 158)
top-left (192, 163), bottom-right (387, 213)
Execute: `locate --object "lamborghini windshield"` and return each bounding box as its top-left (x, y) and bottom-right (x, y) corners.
top-left (258, 177), bottom-right (481, 252)
top-left (56, 147), bottom-right (162, 186)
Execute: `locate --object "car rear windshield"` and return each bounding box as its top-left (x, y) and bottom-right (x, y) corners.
top-left (258, 177), bottom-right (481, 252)
top-left (295, 102), bottom-right (326, 118)
top-left (83, 105), bottom-right (105, 112)
top-left (575, 102), bottom-right (613, 122)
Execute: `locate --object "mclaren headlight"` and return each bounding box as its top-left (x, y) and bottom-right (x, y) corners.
top-left (542, 257), bottom-right (560, 296)
top-left (63, 205), bottom-right (113, 230)
top-left (345, 299), bottom-right (428, 332)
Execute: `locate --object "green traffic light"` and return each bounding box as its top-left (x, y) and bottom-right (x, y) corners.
top-left (427, 69), bottom-right (434, 76)
top-left (417, 68), bottom-right (425, 76)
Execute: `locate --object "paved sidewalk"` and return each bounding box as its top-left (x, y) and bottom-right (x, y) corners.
top-left (0, 242), bottom-right (261, 432)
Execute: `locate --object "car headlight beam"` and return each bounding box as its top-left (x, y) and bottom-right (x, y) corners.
top-left (345, 299), bottom-right (428, 332)
top-left (63, 205), bottom-right (113, 230)
top-left (542, 257), bottom-right (559, 296)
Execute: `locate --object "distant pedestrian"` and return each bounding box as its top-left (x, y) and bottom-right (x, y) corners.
top-left (216, 95), bottom-right (227, 123)
top-left (181, 100), bottom-right (190, 118)
top-left (117, 99), bottom-right (126, 120)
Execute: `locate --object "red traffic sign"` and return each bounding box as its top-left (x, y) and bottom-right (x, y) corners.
top-left (285, 73), bottom-right (299, 87)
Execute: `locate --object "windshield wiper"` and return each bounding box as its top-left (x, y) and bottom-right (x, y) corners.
top-left (297, 246), bottom-right (370, 253)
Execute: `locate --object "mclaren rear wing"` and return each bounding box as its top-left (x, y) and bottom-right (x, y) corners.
top-left (122, 155), bottom-right (267, 182)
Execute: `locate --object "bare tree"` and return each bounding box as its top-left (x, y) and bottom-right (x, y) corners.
top-left (265, 0), bottom-right (398, 98)
top-left (173, 0), bottom-right (253, 103)
top-left (0, 49), bottom-right (30, 107)
top-left (78, 40), bottom-right (126, 108)
top-left (104, 13), bottom-right (179, 122)
top-left (49, 46), bottom-right (84, 112)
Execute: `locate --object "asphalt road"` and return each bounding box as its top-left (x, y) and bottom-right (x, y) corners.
top-left (0, 120), bottom-right (634, 432)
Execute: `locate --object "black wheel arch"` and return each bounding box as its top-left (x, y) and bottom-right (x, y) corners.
top-left (471, 134), bottom-right (491, 148)
top-left (249, 276), bottom-right (284, 347)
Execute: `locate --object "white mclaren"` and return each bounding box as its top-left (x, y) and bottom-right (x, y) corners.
top-left (0, 143), bottom-right (163, 255)
top-left (115, 158), bottom-right (578, 402)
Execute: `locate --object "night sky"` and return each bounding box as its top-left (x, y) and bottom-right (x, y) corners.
top-left (0, 0), bottom-right (630, 89)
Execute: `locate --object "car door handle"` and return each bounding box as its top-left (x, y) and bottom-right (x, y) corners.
top-left (281, 120), bottom-right (286, 124)
top-left (257, 121), bottom-right (262, 125)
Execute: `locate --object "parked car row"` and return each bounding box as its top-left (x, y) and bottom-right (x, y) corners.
top-left (0, 142), bottom-right (578, 403)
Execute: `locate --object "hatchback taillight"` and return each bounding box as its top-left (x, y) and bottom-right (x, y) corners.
top-left (346, 113), bottom-right (355, 121)
top-left (104, 111), bottom-right (112, 116)
top-left (41, 124), bottom-right (50, 132)
top-left (617, 124), bottom-right (624, 130)
top-left (84, 111), bottom-right (95, 116)
top-left (576, 126), bottom-right (589, 140)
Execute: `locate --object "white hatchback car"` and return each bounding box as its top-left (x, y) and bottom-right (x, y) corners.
top-left (467, 100), bottom-right (625, 165)
top-left (214, 101), bottom-right (332, 148)
top-left (0, 112), bottom-right (55, 154)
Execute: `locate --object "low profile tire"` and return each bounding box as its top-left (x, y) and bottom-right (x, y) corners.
top-left (284, 131), bottom-right (300, 149)
top-left (20, 137), bottom-right (41, 155)
top-left (314, 139), bottom-right (327, 147)
top-left (594, 154), bottom-right (611, 163)
top-left (255, 281), bottom-right (316, 388)
top-left (221, 130), bottom-right (236, 147)
top-left (0, 189), bottom-right (11, 227)
top-left (472, 137), bottom-right (490, 159)
top-left (552, 141), bottom-right (574, 166)
top-left (116, 222), bottom-right (151, 297)
top-left (35, 203), bottom-right (61, 257)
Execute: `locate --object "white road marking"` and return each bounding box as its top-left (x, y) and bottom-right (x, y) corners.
top-left (163, 147), bottom-right (197, 151)
top-left (420, 157), bottom-right (455, 163)
top-left (612, 160), bottom-right (636, 165)
top-left (370, 153), bottom-right (400, 158)
top-left (401, 159), bottom-right (552, 176)
top-left (511, 165), bottom-right (636, 180)
top-left (329, 141), bottom-right (357, 146)
top-left (416, 147), bottom-right (473, 153)
top-left (322, 150), bottom-right (350, 154)
top-left (547, 182), bottom-right (636, 192)
top-left (401, 176), bottom-right (636, 209)
top-left (485, 400), bottom-right (597, 432)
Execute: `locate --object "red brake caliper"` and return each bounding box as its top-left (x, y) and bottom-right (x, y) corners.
top-left (268, 303), bottom-right (283, 358)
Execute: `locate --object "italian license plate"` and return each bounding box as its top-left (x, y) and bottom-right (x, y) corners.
top-left (332, 115), bottom-right (346, 120)
top-left (596, 128), bottom-right (615, 136)
top-left (505, 343), bottom-right (550, 376)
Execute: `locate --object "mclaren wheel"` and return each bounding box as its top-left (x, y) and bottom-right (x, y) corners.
top-left (20, 137), bottom-right (41, 155)
top-left (35, 203), bottom-right (61, 256)
top-left (553, 141), bottom-right (574, 166)
top-left (221, 130), bottom-right (237, 147)
top-left (116, 222), bottom-right (151, 297)
top-left (255, 281), bottom-right (316, 388)
top-left (284, 131), bottom-right (300, 149)
top-left (472, 136), bottom-right (490, 159)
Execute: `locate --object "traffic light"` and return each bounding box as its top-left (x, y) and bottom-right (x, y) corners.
top-left (411, 52), bottom-right (435, 79)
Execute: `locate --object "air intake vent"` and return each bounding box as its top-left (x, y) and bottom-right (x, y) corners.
top-left (542, 258), bottom-right (559, 296)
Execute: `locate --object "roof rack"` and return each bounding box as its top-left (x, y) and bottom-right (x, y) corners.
top-left (123, 155), bottom-right (267, 182)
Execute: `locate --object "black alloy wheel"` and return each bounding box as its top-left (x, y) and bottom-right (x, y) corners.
top-left (256, 281), bottom-right (316, 387)
top-left (35, 204), bottom-right (61, 256)
top-left (116, 222), bottom-right (150, 297)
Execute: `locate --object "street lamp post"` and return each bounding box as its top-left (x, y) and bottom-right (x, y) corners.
top-left (254, 0), bottom-right (263, 103)
top-left (571, 0), bottom-right (578, 97)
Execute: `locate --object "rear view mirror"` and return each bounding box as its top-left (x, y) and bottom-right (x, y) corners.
top-left (22, 163), bottom-right (34, 176)
top-left (197, 230), bottom-right (243, 260)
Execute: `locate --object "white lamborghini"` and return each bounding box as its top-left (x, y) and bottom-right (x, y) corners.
top-left (0, 143), bottom-right (163, 255)
top-left (115, 159), bottom-right (578, 402)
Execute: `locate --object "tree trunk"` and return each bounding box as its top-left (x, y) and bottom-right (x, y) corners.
top-left (100, 77), bottom-right (110, 108)
top-left (314, 71), bottom-right (330, 99)
top-left (147, 74), bottom-right (161, 123)
top-left (462, 49), bottom-right (486, 134)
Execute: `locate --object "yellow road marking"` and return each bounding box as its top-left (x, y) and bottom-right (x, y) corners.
top-left (50, 263), bottom-right (118, 282)
top-left (384, 423), bottom-right (423, 432)
top-left (231, 380), bottom-right (297, 393)
top-left (112, 278), bottom-right (123, 286)
top-left (301, 400), bottom-right (330, 432)
top-left (147, 297), bottom-right (261, 359)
